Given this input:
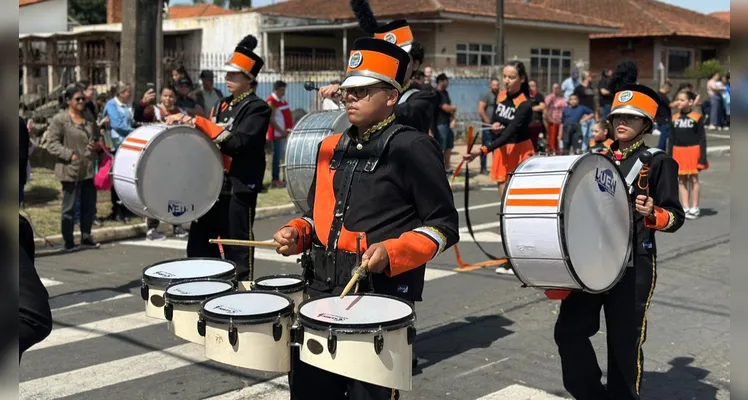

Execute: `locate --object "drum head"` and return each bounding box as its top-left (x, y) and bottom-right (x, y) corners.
top-left (165, 279), bottom-right (234, 303)
top-left (298, 294), bottom-right (415, 332)
top-left (138, 126), bottom-right (223, 225)
top-left (143, 258), bottom-right (236, 287)
top-left (253, 274), bottom-right (306, 293)
top-left (564, 154), bottom-right (632, 292)
top-left (200, 291), bottom-right (294, 324)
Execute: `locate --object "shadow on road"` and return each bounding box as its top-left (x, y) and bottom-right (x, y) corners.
top-left (641, 356), bottom-right (724, 399)
top-left (413, 314), bottom-right (514, 376)
top-left (49, 277), bottom-right (142, 309)
top-left (695, 208), bottom-right (719, 218)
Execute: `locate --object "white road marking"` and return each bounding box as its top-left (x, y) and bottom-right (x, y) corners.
top-left (455, 357), bottom-right (511, 378)
top-left (41, 278), bottom-right (63, 288)
top-left (707, 133), bottom-right (730, 139)
top-left (52, 293), bottom-right (133, 311)
top-left (459, 231), bottom-right (502, 243)
top-left (476, 384), bottom-right (569, 399)
top-left (424, 268), bottom-right (457, 280)
top-left (205, 376), bottom-right (289, 400)
top-left (31, 312), bottom-right (163, 351)
top-left (19, 343), bottom-right (205, 399)
top-left (481, 187), bottom-right (499, 191)
top-left (456, 201), bottom-right (503, 212)
top-left (707, 145), bottom-right (730, 154)
top-left (459, 221), bottom-right (501, 234)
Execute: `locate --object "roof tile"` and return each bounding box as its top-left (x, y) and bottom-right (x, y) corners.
top-left (167, 5), bottom-right (236, 20)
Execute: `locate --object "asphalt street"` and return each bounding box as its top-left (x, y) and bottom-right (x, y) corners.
top-left (21, 152), bottom-right (730, 400)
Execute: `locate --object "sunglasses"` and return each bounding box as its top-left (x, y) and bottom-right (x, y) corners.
top-left (342, 85), bottom-right (392, 101)
top-left (72, 97), bottom-right (86, 102)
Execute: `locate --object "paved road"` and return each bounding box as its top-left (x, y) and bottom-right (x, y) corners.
top-left (21, 154), bottom-right (730, 399)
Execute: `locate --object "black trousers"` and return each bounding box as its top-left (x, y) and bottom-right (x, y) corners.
top-left (289, 286), bottom-right (400, 400)
top-left (554, 256), bottom-right (657, 400)
top-left (61, 179), bottom-right (97, 245)
top-left (186, 192), bottom-right (257, 281)
top-left (562, 123), bottom-right (582, 153)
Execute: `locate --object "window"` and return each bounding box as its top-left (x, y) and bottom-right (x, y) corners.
top-left (667, 48), bottom-right (693, 76)
top-left (456, 43), bottom-right (494, 66)
top-left (530, 48), bottom-right (572, 94)
top-left (700, 49), bottom-right (717, 63)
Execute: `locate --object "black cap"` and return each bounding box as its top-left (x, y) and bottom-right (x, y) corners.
top-left (199, 70), bottom-right (213, 79)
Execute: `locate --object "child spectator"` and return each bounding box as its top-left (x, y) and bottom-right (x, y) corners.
top-left (671, 90), bottom-right (708, 220)
top-left (588, 120), bottom-right (613, 153)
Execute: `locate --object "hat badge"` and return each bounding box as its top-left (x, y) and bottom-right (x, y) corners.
top-left (349, 51), bottom-right (363, 69)
top-left (384, 32), bottom-right (397, 44)
top-left (618, 90), bottom-right (634, 103)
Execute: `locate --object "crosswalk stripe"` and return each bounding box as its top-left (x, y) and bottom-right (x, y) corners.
top-left (31, 312), bottom-right (164, 352)
top-left (205, 376), bottom-right (289, 400)
top-left (476, 384), bottom-right (568, 399)
top-left (41, 278), bottom-right (63, 288)
top-left (52, 293), bottom-right (133, 311)
top-left (459, 231), bottom-right (502, 243)
top-left (19, 343), bottom-right (204, 399)
top-left (459, 221), bottom-right (500, 234)
top-left (457, 201), bottom-right (502, 213)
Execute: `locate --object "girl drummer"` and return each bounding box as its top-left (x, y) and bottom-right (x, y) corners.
top-left (670, 90), bottom-right (708, 219)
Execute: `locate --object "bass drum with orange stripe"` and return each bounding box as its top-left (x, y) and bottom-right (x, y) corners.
top-left (112, 124), bottom-right (225, 225)
top-left (285, 110), bottom-right (351, 215)
top-left (500, 153), bottom-right (632, 293)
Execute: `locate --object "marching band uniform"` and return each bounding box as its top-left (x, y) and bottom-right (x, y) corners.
top-left (671, 111), bottom-right (708, 175)
top-left (186, 35), bottom-right (271, 281)
top-left (480, 90), bottom-right (535, 184)
top-left (279, 38), bottom-right (459, 400)
top-left (553, 84), bottom-right (685, 400)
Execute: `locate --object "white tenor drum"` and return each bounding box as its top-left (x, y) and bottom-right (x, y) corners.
top-left (285, 110), bottom-right (350, 214)
top-left (199, 291), bottom-right (295, 372)
top-left (164, 279), bottom-right (235, 344)
top-left (141, 258), bottom-right (236, 320)
top-left (112, 124), bottom-right (224, 225)
top-left (294, 294), bottom-right (416, 391)
top-left (501, 153), bottom-right (632, 293)
top-left (251, 274), bottom-right (308, 313)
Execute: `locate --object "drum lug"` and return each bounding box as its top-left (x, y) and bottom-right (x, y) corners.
top-left (327, 332), bottom-right (337, 354)
top-left (272, 321), bottom-right (283, 342)
top-left (164, 303), bottom-right (173, 321)
top-left (290, 325), bottom-right (304, 345)
top-left (229, 324), bottom-right (238, 347)
top-left (407, 326), bottom-right (416, 345)
top-left (197, 318), bottom-right (206, 337)
top-left (373, 333), bottom-right (384, 355)
top-left (140, 284), bottom-right (148, 301)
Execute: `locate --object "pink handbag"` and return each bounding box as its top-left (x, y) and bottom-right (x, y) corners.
top-left (94, 142), bottom-right (113, 191)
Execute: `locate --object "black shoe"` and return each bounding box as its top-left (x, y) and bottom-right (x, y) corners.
top-left (80, 237), bottom-right (101, 249)
top-left (64, 242), bottom-right (79, 252)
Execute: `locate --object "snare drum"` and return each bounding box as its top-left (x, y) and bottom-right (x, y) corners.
top-left (141, 258), bottom-right (236, 320)
top-left (112, 124), bottom-right (224, 225)
top-left (501, 153), bottom-right (632, 293)
top-left (199, 291), bottom-right (295, 372)
top-left (164, 279), bottom-right (234, 344)
top-left (294, 294), bottom-right (416, 391)
top-left (251, 275), bottom-right (307, 312)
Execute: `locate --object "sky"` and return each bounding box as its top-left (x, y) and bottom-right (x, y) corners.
top-left (170, 0), bottom-right (730, 14)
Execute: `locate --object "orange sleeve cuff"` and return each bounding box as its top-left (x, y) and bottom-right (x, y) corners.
top-left (281, 218), bottom-right (314, 254)
top-left (481, 145), bottom-right (490, 155)
top-left (382, 231), bottom-right (439, 277)
top-left (194, 115), bottom-right (226, 141)
top-left (644, 206), bottom-right (671, 230)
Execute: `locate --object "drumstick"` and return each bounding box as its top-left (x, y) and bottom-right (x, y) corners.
top-left (340, 260), bottom-right (369, 299)
top-left (216, 236), bottom-right (226, 260)
top-left (208, 239), bottom-right (281, 249)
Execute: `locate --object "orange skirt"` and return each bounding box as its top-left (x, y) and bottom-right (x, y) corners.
top-left (491, 139), bottom-right (535, 183)
top-left (672, 145), bottom-right (706, 175)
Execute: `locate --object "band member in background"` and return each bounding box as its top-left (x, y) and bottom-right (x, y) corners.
top-left (273, 38), bottom-right (459, 400)
top-left (671, 89), bottom-right (708, 220)
top-left (166, 35), bottom-right (271, 282)
top-left (19, 214), bottom-right (53, 359)
top-left (553, 83), bottom-right (684, 400)
top-left (463, 61), bottom-right (534, 274)
top-left (588, 119), bottom-right (613, 153)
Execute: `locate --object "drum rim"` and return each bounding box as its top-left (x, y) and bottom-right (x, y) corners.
top-left (501, 153), bottom-right (633, 294)
top-left (251, 274), bottom-right (307, 293)
top-left (199, 290), bottom-right (295, 325)
top-left (141, 257), bottom-right (237, 287)
top-left (296, 293), bottom-right (416, 333)
top-left (164, 278), bottom-right (236, 305)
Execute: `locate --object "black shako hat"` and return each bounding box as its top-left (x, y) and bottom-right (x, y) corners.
top-left (225, 35), bottom-right (264, 79)
top-left (340, 37), bottom-right (411, 92)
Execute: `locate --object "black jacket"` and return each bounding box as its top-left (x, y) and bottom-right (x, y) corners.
top-left (19, 214), bottom-right (53, 359)
top-left (395, 85), bottom-right (437, 134)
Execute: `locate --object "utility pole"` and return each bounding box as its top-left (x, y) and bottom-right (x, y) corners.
top-left (495, 0), bottom-right (504, 67)
top-left (120, 0), bottom-right (160, 101)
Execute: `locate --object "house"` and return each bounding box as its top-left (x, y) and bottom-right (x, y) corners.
top-left (253, 0), bottom-right (621, 91)
top-left (20, 0), bottom-right (69, 35)
top-left (533, 0), bottom-right (730, 85)
top-left (106, 0), bottom-right (236, 24)
top-left (709, 11), bottom-right (730, 23)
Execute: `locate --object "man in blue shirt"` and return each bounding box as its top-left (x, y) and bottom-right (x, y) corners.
top-left (561, 94), bottom-right (594, 154)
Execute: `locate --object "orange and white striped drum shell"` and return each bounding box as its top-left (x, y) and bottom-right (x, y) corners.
top-left (500, 153), bottom-right (632, 293)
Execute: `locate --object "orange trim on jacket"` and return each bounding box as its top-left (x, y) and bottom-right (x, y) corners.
top-left (644, 206), bottom-right (672, 230)
top-left (382, 231), bottom-right (439, 277)
top-left (280, 218), bottom-right (314, 254)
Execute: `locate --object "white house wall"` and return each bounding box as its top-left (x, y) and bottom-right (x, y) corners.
top-left (19, 0), bottom-right (69, 35)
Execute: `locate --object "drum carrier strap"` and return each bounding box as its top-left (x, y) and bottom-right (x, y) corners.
top-left (398, 88), bottom-right (420, 105)
top-left (323, 124), bottom-right (410, 288)
top-left (624, 148), bottom-right (664, 194)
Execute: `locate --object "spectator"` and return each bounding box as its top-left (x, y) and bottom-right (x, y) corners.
top-left (322, 79), bottom-right (344, 110)
top-left (435, 73), bottom-right (456, 174)
top-left (598, 68), bottom-right (614, 120)
top-left (655, 81), bottom-right (673, 151)
top-left (528, 80), bottom-right (546, 151)
top-left (19, 214), bottom-right (53, 359)
top-left (706, 72), bottom-right (725, 130)
top-left (170, 65), bottom-right (193, 88)
top-left (266, 80), bottom-right (293, 188)
top-left (561, 94), bottom-right (594, 154)
top-left (103, 81), bottom-right (135, 222)
top-left (74, 81), bottom-right (106, 227)
top-left (572, 71), bottom-right (596, 150)
top-left (422, 66), bottom-right (434, 90)
top-left (544, 83), bottom-right (566, 154)
top-left (45, 85), bottom-right (102, 251)
top-left (19, 117), bottom-right (29, 206)
top-left (561, 70), bottom-right (580, 100)
top-left (175, 78), bottom-right (205, 117)
top-left (477, 77), bottom-right (500, 174)
top-left (193, 70), bottom-right (224, 112)
top-left (721, 73), bottom-right (730, 128)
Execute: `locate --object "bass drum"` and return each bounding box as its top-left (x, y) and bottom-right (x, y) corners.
top-left (285, 110), bottom-right (350, 215)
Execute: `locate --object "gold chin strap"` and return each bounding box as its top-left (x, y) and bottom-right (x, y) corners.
top-left (229, 89), bottom-right (254, 109)
top-left (362, 113), bottom-right (396, 142)
top-left (617, 139), bottom-right (645, 160)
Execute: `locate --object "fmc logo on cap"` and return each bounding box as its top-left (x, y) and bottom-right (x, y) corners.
top-left (617, 90), bottom-right (634, 103)
top-left (384, 33), bottom-right (397, 44)
top-left (349, 51), bottom-right (363, 69)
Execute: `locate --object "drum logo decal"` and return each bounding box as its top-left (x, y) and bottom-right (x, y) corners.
top-left (214, 305), bottom-right (240, 314)
top-left (349, 51), bottom-right (363, 69)
top-left (595, 168), bottom-right (617, 196)
top-left (153, 271), bottom-right (176, 278)
top-left (317, 313), bottom-right (348, 322)
top-left (168, 200), bottom-right (194, 217)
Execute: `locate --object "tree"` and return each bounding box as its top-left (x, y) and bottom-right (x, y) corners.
top-left (68, 0), bottom-right (108, 25)
top-left (685, 59), bottom-right (726, 88)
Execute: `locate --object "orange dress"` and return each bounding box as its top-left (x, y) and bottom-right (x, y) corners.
top-left (670, 111), bottom-right (708, 175)
top-left (481, 90), bottom-right (535, 183)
